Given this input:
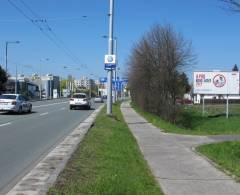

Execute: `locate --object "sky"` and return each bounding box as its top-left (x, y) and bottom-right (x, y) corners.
top-left (0, 0), bottom-right (240, 81)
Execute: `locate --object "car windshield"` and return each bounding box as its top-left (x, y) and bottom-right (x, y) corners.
top-left (73, 94), bottom-right (86, 98)
top-left (0, 95), bottom-right (17, 100)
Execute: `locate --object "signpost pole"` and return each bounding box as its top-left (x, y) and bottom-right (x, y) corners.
top-left (226, 95), bottom-right (229, 118)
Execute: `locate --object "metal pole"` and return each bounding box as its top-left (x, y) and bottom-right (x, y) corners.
top-left (202, 95), bottom-right (205, 116)
top-left (107, 0), bottom-right (114, 115)
top-left (89, 80), bottom-right (91, 98)
top-left (113, 38), bottom-right (117, 103)
top-left (97, 84), bottom-right (99, 96)
top-left (5, 41), bottom-right (20, 73)
top-left (114, 69), bottom-right (117, 102)
top-left (226, 95), bottom-right (229, 118)
top-left (50, 77), bottom-right (52, 99)
top-left (5, 42), bottom-right (8, 72)
top-left (39, 65), bottom-right (42, 100)
top-left (15, 64), bottom-right (17, 94)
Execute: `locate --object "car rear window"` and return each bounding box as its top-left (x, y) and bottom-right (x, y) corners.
top-left (0, 95), bottom-right (17, 99)
top-left (73, 94), bottom-right (86, 98)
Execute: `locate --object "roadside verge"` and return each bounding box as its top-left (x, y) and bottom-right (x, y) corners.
top-left (7, 105), bottom-right (104, 195)
top-left (48, 102), bottom-right (162, 194)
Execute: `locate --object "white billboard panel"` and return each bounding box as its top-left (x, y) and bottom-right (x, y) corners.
top-left (193, 71), bottom-right (239, 95)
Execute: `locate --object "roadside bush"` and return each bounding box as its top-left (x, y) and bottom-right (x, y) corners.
top-left (128, 24), bottom-right (195, 123)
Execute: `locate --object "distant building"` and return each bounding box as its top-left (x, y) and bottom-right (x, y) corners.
top-left (32, 74), bottom-right (60, 99)
top-left (6, 75), bottom-right (39, 99)
top-left (74, 76), bottom-right (95, 90)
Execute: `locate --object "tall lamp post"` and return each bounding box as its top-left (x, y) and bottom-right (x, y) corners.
top-left (5, 41), bottom-right (20, 73)
top-left (102, 35), bottom-right (117, 104)
top-left (105, 0), bottom-right (114, 115)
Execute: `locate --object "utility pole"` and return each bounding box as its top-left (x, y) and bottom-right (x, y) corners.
top-left (5, 43), bottom-right (8, 72)
top-left (15, 64), bottom-right (18, 94)
top-left (107, 0), bottom-right (114, 115)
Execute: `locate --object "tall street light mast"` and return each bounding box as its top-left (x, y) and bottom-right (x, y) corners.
top-left (107, 0), bottom-right (114, 115)
top-left (102, 35), bottom-right (117, 104)
top-left (5, 41), bottom-right (20, 73)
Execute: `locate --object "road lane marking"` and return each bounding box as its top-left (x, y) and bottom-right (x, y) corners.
top-left (60, 107), bottom-right (65, 110)
top-left (40, 112), bottom-right (49, 116)
top-left (33, 101), bottom-right (68, 108)
top-left (0, 122), bottom-right (11, 127)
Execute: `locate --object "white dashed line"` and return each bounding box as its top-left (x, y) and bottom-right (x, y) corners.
top-left (40, 112), bottom-right (49, 116)
top-left (0, 122), bottom-right (11, 127)
top-left (59, 107), bottom-right (65, 110)
top-left (33, 101), bottom-right (68, 108)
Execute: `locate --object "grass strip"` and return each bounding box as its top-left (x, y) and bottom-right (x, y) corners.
top-left (132, 103), bottom-right (240, 135)
top-left (48, 103), bottom-right (163, 195)
top-left (197, 141), bottom-right (240, 181)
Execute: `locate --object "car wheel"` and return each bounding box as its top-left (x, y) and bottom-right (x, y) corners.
top-left (28, 105), bottom-right (32, 113)
top-left (70, 105), bottom-right (73, 110)
top-left (18, 106), bottom-right (22, 114)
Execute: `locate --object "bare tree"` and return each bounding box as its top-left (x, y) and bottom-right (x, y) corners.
top-left (128, 24), bottom-right (195, 123)
top-left (220, 0), bottom-right (240, 11)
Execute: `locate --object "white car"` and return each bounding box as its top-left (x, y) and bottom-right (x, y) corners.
top-left (94, 96), bottom-right (104, 103)
top-left (69, 93), bottom-right (91, 110)
top-left (0, 94), bottom-right (32, 113)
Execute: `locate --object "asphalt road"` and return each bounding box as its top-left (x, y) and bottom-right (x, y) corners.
top-left (0, 98), bottom-right (103, 193)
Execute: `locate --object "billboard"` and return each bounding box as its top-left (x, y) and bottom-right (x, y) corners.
top-left (193, 71), bottom-right (240, 95)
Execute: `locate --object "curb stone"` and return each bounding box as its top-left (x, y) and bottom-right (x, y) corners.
top-left (7, 105), bottom-right (104, 195)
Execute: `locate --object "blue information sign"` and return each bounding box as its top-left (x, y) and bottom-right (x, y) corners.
top-left (99, 77), bottom-right (107, 83)
top-left (105, 64), bottom-right (116, 70)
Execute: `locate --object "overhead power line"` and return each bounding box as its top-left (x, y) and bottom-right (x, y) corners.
top-left (8, 0), bottom-right (86, 69)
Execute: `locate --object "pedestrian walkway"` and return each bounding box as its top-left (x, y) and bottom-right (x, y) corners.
top-left (121, 102), bottom-right (240, 195)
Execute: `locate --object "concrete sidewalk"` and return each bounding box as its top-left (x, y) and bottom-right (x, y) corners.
top-left (121, 102), bottom-right (240, 195)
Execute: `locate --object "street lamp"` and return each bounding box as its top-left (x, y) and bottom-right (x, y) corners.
top-left (5, 41), bottom-right (20, 73)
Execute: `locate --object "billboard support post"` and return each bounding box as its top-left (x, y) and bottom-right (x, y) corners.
top-left (226, 95), bottom-right (229, 118)
top-left (202, 95), bottom-right (205, 116)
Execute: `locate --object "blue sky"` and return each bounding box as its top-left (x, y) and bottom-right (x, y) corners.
top-left (0, 0), bottom-right (240, 81)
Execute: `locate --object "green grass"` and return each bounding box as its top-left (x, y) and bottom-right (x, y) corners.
top-left (132, 103), bottom-right (240, 135)
top-left (197, 141), bottom-right (240, 181)
top-left (48, 103), bottom-right (163, 195)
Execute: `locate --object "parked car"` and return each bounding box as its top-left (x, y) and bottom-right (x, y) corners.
top-left (94, 96), bottom-right (104, 103)
top-left (102, 95), bottom-right (107, 99)
top-left (69, 93), bottom-right (91, 110)
top-left (0, 94), bottom-right (32, 114)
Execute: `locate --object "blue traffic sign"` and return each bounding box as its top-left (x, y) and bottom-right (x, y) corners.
top-left (105, 64), bottom-right (116, 70)
top-left (99, 77), bottom-right (107, 83)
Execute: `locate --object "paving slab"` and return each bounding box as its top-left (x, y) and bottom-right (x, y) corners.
top-left (121, 102), bottom-right (240, 195)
